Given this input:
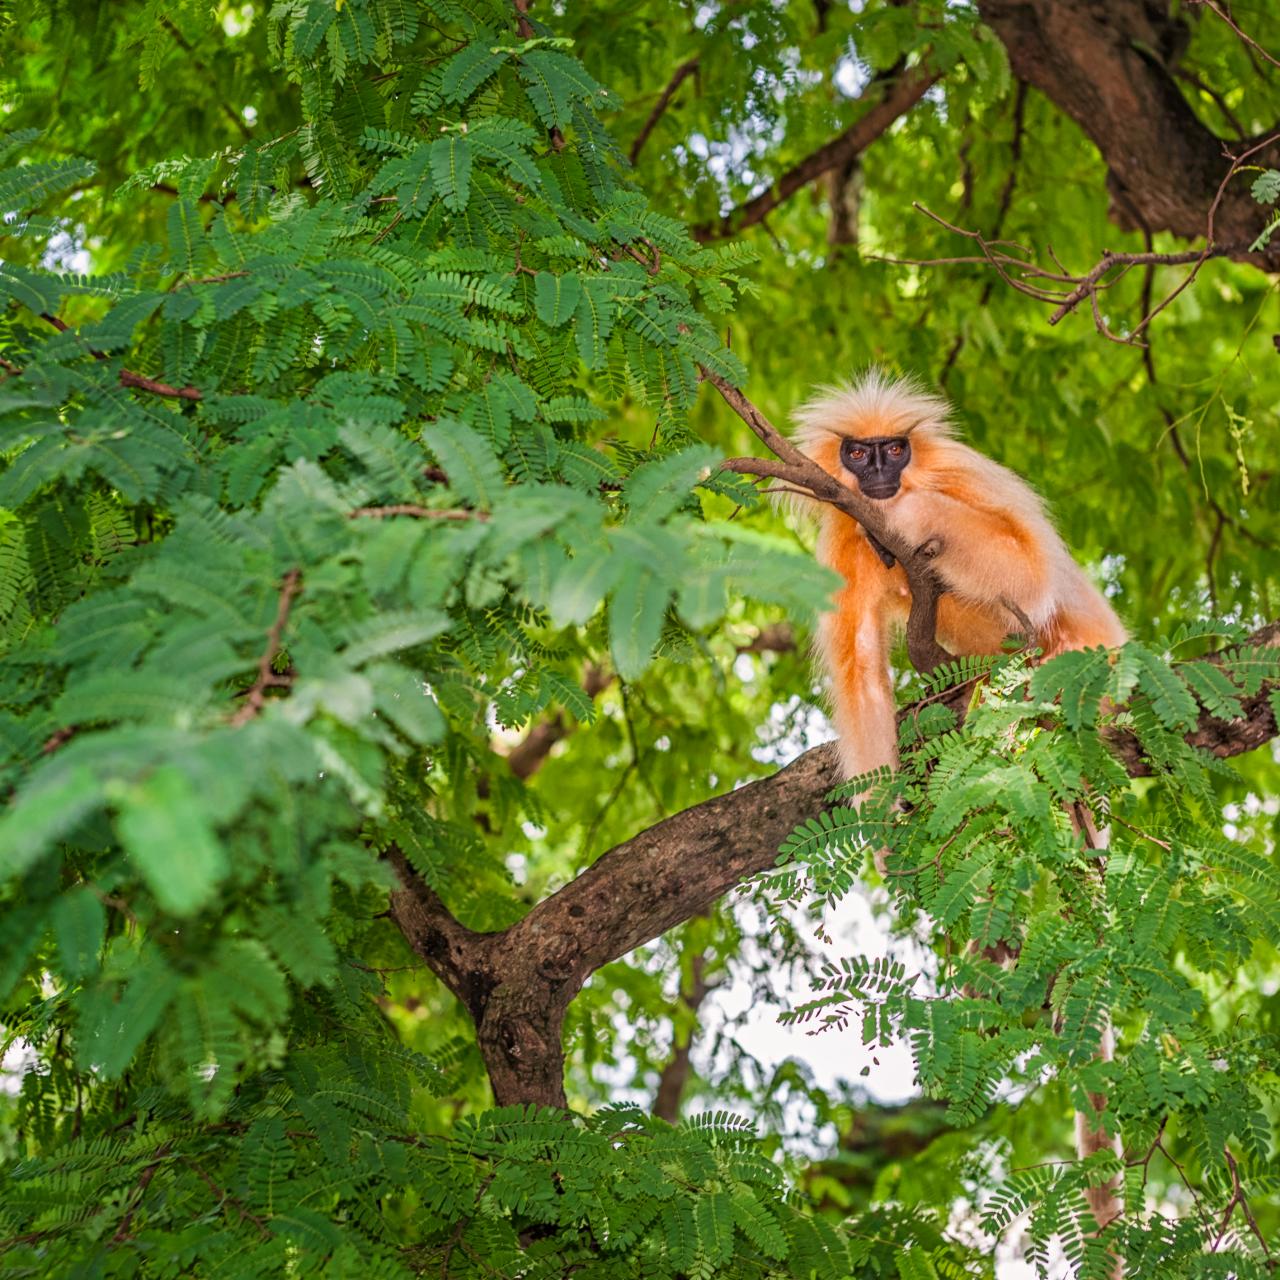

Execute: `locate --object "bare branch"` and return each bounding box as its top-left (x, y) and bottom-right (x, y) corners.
top-left (1189, 0), bottom-right (1280, 73)
top-left (630, 57), bottom-right (699, 164)
top-left (690, 65), bottom-right (940, 242)
top-left (893, 203), bottom-right (1246, 347)
top-left (349, 505), bottom-right (488, 522)
top-left (119, 368), bottom-right (203, 401)
top-left (230, 569), bottom-right (302, 727)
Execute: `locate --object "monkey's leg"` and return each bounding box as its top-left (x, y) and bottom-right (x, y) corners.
top-left (816, 520), bottom-right (905, 780)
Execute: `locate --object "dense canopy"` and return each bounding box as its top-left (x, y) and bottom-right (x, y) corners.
top-left (1, 1), bottom-right (1278, 1277)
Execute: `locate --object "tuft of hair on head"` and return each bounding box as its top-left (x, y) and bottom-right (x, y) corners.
top-left (790, 369), bottom-right (954, 461)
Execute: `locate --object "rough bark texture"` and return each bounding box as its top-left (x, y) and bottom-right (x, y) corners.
top-left (392, 619), bottom-right (1279, 1106)
top-left (978, 0), bottom-right (1280, 260)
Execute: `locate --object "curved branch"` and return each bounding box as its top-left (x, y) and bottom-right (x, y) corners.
top-left (978, 0), bottom-right (1280, 264)
top-left (630, 57), bottom-right (700, 164)
top-left (391, 621), bottom-right (1280, 1105)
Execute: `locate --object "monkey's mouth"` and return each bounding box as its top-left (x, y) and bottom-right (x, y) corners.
top-left (859, 484), bottom-right (900, 500)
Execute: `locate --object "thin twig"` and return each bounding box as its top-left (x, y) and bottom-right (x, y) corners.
top-left (349, 505), bottom-right (488, 521)
top-left (1190, 1), bottom-right (1280, 71)
top-left (897, 201), bottom-right (1248, 347)
top-left (112, 1144), bottom-right (173, 1242)
top-left (231, 569), bottom-right (302, 727)
top-left (630, 57), bottom-right (699, 164)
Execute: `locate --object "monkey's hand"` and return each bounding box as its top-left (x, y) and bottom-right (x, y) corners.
top-left (864, 529), bottom-right (897, 570)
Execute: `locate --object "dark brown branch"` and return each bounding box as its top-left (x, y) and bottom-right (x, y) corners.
top-left (38, 312), bottom-right (207, 400)
top-left (690, 64), bottom-right (940, 242)
top-left (230, 569), bottom-right (302, 727)
top-left (735, 622), bottom-right (796, 655)
top-left (118, 368), bottom-right (203, 401)
top-left (630, 57), bottom-right (699, 165)
top-left (978, 0), bottom-right (1280, 263)
top-left (703, 369), bottom-right (951, 673)
top-left (1107, 620), bottom-right (1280, 774)
top-left (386, 847), bottom-right (495, 1010)
top-left (349, 505), bottom-right (487, 522)
top-left (653, 950), bottom-right (714, 1123)
top-left (392, 618), bottom-right (1280, 1107)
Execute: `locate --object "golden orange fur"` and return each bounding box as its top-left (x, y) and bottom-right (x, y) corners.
top-left (793, 372), bottom-right (1127, 779)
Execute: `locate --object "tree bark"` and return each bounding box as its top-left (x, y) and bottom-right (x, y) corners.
top-left (978, 0), bottom-right (1280, 261)
top-left (391, 620), bottom-right (1279, 1107)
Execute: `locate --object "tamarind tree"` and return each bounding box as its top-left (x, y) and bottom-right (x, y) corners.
top-left (1, 1), bottom-right (1278, 1276)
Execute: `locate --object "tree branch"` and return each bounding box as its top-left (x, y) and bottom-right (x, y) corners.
top-left (978, 0), bottom-right (1280, 264)
top-left (230, 569), bottom-right (302, 727)
top-left (630, 57), bottom-right (699, 165)
top-left (37, 312), bottom-right (206, 400)
top-left (690, 64), bottom-right (940, 242)
top-left (881, 203), bottom-right (1247, 347)
top-left (390, 619), bottom-right (1280, 1106)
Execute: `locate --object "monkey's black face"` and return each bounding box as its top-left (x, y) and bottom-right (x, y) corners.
top-left (839, 435), bottom-right (911, 499)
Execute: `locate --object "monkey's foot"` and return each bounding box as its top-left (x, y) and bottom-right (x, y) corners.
top-left (865, 530), bottom-right (897, 570)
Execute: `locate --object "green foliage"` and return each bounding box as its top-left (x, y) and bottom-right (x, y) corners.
top-left (776, 640), bottom-right (1280, 1276)
top-left (1, 0), bottom-right (1279, 1276)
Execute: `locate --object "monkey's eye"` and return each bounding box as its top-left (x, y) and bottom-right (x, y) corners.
top-left (887, 443), bottom-right (904, 458)
top-left (850, 447), bottom-right (866, 461)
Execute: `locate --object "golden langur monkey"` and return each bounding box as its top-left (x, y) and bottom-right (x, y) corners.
top-left (791, 372), bottom-right (1128, 782)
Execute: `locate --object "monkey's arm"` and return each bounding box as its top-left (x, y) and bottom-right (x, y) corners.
top-left (894, 489), bottom-right (1054, 617)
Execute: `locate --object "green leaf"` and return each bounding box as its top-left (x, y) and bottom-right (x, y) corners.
top-left (0, 766), bottom-right (103, 878)
top-left (424, 418), bottom-right (504, 508)
top-left (52, 887), bottom-right (106, 980)
top-left (440, 41), bottom-right (510, 103)
top-left (341, 610), bottom-right (449, 665)
top-left (623, 446), bottom-right (718, 524)
top-left (574, 276), bottom-right (616, 368)
top-left (429, 135), bottom-right (472, 212)
top-left (548, 547), bottom-right (623, 626)
top-left (533, 271), bottom-right (581, 328)
top-left (609, 566), bottom-right (670, 680)
top-left (293, 0), bottom-right (337, 57)
top-left (116, 766), bottom-right (228, 916)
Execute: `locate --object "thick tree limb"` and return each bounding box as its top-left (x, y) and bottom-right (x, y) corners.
top-left (977, 0), bottom-right (1280, 264)
top-left (391, 619), bottom-right (1280, 1106)
top-left (690, 65), bottom-right (940, 242)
